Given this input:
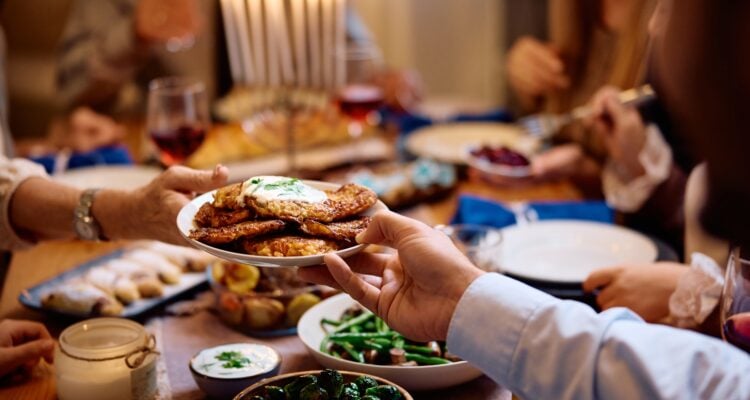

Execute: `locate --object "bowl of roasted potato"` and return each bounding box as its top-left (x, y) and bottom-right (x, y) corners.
top-left (209, 260), bottom-right (334, 335)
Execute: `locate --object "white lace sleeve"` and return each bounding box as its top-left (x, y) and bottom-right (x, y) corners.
top-left (666, 252), bottom-right (725, 328)
top-left (602, 124), bottom-right (673, 212)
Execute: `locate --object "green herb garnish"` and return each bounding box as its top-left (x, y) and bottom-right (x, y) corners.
top-left (215, 351), bottom-right (252, 369)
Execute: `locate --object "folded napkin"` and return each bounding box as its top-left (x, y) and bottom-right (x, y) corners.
top-left (396, 108), bottom-right (513, 137)
top-left (30, 145), bottom-right (133, 174)
top-left (450, 195), bottom-right (614, 228)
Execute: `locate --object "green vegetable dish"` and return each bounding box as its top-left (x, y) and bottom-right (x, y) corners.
top-left (320, 306), bottom-right (462, 366)
top-left (242, 369), bottom-right (403, 400)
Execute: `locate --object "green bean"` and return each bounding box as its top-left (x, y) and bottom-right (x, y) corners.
top-left (405, 353), bottom-right (451, 365)
top-left (333, 311), bottom-right (374, 334)
top-left (375, 317), bottom-right (390, 334)
top-left (321, 318), bottom-right (341, 327)
top-left (403, 344), bottom-right (438, 356)
top-left (338, 341), bottom-right (365, 363)
top-left (329, 332), bottom-right (395, 340)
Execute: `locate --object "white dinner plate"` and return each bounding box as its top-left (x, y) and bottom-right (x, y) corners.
top-left (405, 122), bottom-right (540, 165)
top-left (297, 293), bottom-right (483, 391)
top-left (500, 220), bottom-right (658, 283)
top-left (52, 165), bottom-right (161, 190)
top-left (176, 180), bottom-right (388, 267)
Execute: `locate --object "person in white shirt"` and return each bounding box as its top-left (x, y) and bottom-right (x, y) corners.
top-left (300, 1), bottom-right (750, 398)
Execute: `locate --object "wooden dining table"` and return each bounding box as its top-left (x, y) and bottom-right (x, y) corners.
top-left (0, 180), bottom-right (580, 400)
top-left (0, 124), bottom-right (582, 399)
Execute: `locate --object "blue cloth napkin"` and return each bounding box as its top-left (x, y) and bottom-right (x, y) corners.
top-left (395, 108), bottom-right (514, 137)
top-left (30, 145), bottom-right (133, 174)
top-left (450, 195), bottom-right (614, 228)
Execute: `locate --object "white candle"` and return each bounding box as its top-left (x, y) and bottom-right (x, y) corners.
top-left (271, 0), bottom-right (295, 84)
top-left (264, 0), bottom-right (280, 86)
top-left (292, 0), bottom-right (308, 87)
top-left (334, 0), bottom-right (346, 88)
top-left (231, 0), bottom-right (255, 85)
top-left (306, 0), bottom-right (322, 88)
top-left (247, 0), bottom-right (266, 85)
top-left (220, 0), bottom-right (243, 85)
top-left (322, 0), bottom-right (334, 89)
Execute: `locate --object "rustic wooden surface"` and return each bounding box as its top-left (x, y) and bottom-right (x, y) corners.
top-left (0, 168), bottom-right (580, 399)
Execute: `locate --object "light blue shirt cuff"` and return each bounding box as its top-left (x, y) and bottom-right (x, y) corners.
top-left (446, 273), bottom-right (558, 384)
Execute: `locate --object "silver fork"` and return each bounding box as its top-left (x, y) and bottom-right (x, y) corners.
top-left (517, 84), bottom-right (656, 140)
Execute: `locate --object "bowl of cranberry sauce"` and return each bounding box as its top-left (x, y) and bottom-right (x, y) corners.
top-left (466, 145), bottom-right (533, 178)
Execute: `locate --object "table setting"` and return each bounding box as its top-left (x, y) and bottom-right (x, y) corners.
top-left (0, 1), bottom-right (686, 400)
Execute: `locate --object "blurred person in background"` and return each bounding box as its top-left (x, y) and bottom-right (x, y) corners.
top-left (501, 0), bottom-right (693, 255)
top-left (57, 0), bottom-right (421, 117)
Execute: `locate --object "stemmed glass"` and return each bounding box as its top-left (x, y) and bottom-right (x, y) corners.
top-left (720, 249), bottom-right (750, 352)
top-left (146, 77), bottom-right (209, 166)
top-left (335, 44), bottom-right (385, 139)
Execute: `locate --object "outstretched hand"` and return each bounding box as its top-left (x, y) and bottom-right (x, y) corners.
top-left (96, 165), bottom-right (229, 245)
top-left (298, 211), bottom-right (485, 341)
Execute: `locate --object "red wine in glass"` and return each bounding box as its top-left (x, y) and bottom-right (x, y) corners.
top-left (150, 125), bottom-right (206, 166)
top-left (337, 84), bottom-right (384, 121)
top-left (723, 312), bottom-right (750, 353)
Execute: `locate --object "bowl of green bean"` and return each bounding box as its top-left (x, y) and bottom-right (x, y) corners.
top-left (297, 293), bottom-right (483, 391)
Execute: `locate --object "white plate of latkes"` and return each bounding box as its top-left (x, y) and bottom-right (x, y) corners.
top-left (177, 180), bottom-right (388, 267)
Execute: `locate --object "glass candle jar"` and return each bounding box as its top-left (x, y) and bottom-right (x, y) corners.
top-left (55, 318), bottom-right (159, 400)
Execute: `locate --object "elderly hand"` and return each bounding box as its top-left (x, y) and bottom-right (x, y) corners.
top-left (0, 320), bottom-right (55, 378)
top-left (582, 262), bottom-right (687, 322)
top-left (96, 165), bottom-right (228, 245)
top-left (585, 86), bottom-right (649, 181)
top-left (298, 211), bottom-right (485, 341)
top-left (507, 36), bottom-right (570, 109)
top-left (135, 0), bottom-right (203, 47)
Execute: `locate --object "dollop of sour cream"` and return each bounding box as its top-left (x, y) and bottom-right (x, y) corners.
top-left (238, 176), bottom-right (327, 203)
top-left (191, 343), bottom-right (280, 379)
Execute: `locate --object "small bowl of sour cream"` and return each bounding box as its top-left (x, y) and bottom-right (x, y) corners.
top-left (189, 343), bottom-right (281, 399)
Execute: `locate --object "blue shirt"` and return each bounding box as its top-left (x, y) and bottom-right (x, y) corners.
top-left (447, 273), bottom-right (750, 399)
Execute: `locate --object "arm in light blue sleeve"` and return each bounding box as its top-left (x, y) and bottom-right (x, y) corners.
top-left (447, 273), bottom-right (750, 400)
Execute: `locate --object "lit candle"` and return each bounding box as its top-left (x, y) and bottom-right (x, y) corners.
top-left (265, 0), bottom-right (280, 86)
top-left (230, 0), bottom-right (255, 85)
top-left (334, 0), bottom-right (346, 88)
top-left (292, 0), bottom-right (308, 87)
top-left (271, 0), bottom-right (295, 84)
top-left (307, 0), bottom-right (322, 88)
top-left (247, 0), bottom-right (266, 85)
top-left (220, 0), bottom-right (243, 85)
top-left (322, 0), bottom-right (334, 89)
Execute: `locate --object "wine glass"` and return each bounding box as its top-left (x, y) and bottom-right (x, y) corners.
top-left (720, 249), bottom-right (750, 352)
top-left (146, 77), bottom-right (209, 166)
top-left (335, 44), bottom-right (385, 138)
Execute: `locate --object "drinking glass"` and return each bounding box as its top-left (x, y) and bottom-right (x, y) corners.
top-left (434, 224), bottom-right (503, 272)
top-left (335, 44), bottom-right (385, 138)
top-left (146, 77), bottom-right (209, 166)
top-left (721, 249), bottom-right (750, 352)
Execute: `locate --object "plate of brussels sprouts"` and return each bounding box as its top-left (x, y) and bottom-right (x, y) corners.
top-left (234, 369), bottom-right (412, 400)
top-left (297, 294), bottom-right (483, 391)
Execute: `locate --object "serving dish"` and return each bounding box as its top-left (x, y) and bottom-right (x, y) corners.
top-left (404, 122), bottom-right (539, 165)
top-left (190, 343), bottom-right (281, 399)
top-left (297, 294), bottom-right (483, 391)
top-left (500, 220), bottom-right (658, 283)
top-left (465, 144), bottom-right (533, 178)
top-left (177, 180), bottom-right (388, 267)
top-left (234, 369), bottom-right (412, 400)
top-left (18, 246), bottom-right (208, 319)
top-left (209, 261), bottom-right (333, 336)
